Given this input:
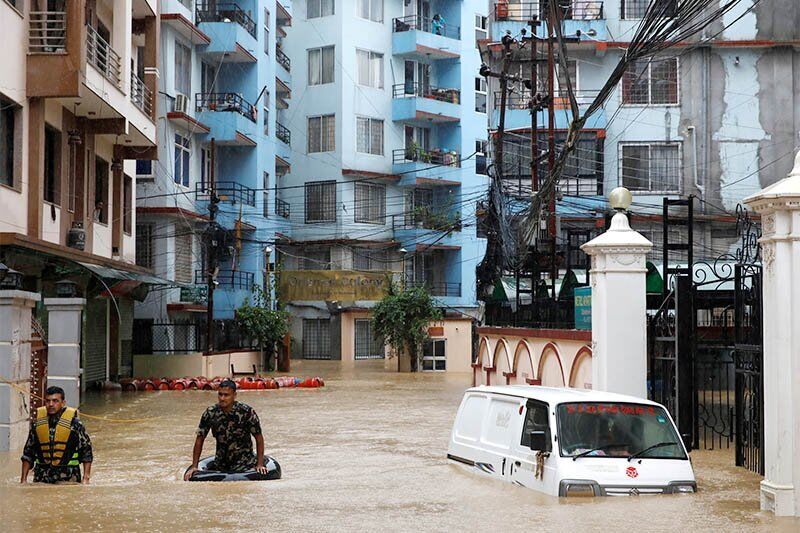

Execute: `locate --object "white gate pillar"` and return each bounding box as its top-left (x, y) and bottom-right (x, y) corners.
top-left (0, 290), bottom-right (41, 451)
top-left (581, 189), bottom-right (652, 398)
top-left (745, 152), bottom-right (800, 516)
top-left (44, 298), bottom-right (86, 408)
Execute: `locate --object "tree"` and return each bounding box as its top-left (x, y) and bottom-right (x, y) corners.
top-left (236, 285), bottom-right (290, 371)
top-left (372, 283), bottom-right (443, 372)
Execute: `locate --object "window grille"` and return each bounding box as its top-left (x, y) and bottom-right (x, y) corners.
top-left (136, 224), bottom-right (154, 268)
top-left (303, 319), bottom-right (331, 359)
top-left (354, 182), bottom-right (385, 224)
top-left (620, 143), bottom-right (681, 193)
top-left (305, 180), bottom-right (336, 222)
top-left (622, 58), bottom-right (678, 105)
top-left (356, 117), bottom-right (383, 155)
top-left (301, 249), bottom-right (331, 270)
top-left (308, 114), bottom-right (335, 153)
top-left (355, 319), bottom-right (385, 359)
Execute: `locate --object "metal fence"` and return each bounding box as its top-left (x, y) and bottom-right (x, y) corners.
top-left (132, 320), bottom-right (258, 354)
top-left (276, 46), bottom-right (290, 71)
top-left (130, 71), bottom-right (153, 116)
top-left (392, 83), bottom-right (460, 103)
top-left (195, 92), bottom-right (258, 123)
top-left (29, 11), bottom-right (66, 53)
top-left (196, 1), bottom-right (257, 37)
top-left (86, 24), bottom-right (121, 88)
top-left (393, 147), bottom-right (461, 167)
top-left (276, 121), bottom-right (291, 145)
top-left (392, 15), bottom-right (460, 39)
top-left (196, 181), bottom-right (256, 206)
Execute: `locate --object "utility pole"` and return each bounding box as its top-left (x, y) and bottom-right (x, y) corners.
top-left (206, 139), bottom-right (219, 353)
top-left (546, 5), bottom-right (558, 301)
top-left (529, 16), bottom-right (539, 195)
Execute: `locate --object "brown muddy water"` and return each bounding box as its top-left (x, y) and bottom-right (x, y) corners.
top-left (1, 361), bottom-right (798, 532)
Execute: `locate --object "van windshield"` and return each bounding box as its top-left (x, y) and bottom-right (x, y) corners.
top-left (557, 403), bottom-right (686, 460)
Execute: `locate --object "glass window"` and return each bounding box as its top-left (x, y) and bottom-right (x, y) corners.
top-left (474, 14), bottom-right (487, 48)
top-left (355, 319), bottom-right (385, 359)
top-left (422, 339), bottom-right (446, 371)
top-left (356, 117), bottom-right (383, 155)
top-left (136, 224), bottom-right (154, 268)
top-left (308, 114), bottom-right (335, 153)
top-left (305, 180), bottom-right (336, 222)
top-left (621, 143), bottom-right (681, 192)
top-left (44, 125), bottom-right (61, 204)
top-left (622, 0), bottom-right (677, 20)
top-left (520, 400), bottom-right (551, 449)
top-left (174, 42), bottom-right (191, 95)
top-left (301, 249), bottom-right (331, 270)
top-left (356, 49), bottom-right (383, 88)
top-left (174, 134), bottom-right (191, 187)
top-left (354, 182), bottom-right (385, 224)
top-left (308, 0), bottom-right (334, 19)
top-left (174, 231), bottom-right (193, 284)
top-left (264, 8), bottom-right (270, 55)
top-left (303, 318), bottom-right (331, 359)
top-left (94, 157), bottom-right (109, 224)
top-left (357, 0), bottom-right (383, 22)
top-left (475, 139), bottom-right (488, 175)
top-left (123, 175), bottom-right (132, 235)
top-left (0, 96), bottom-right (17, 188)
top-left (622, 58), bottom-right (678, 105)
top-left (136, 160), bottom-right (153, 177)
top-left (308, 46), bottom-right (335, 85)
top-left (475, 77), bottom-right (487, 113)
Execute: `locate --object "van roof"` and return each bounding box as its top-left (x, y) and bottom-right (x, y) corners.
top-left (467, 385), bottom-right (661, 407)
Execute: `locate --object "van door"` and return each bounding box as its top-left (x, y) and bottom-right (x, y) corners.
top-left (478, 395), bottom-right (524, 480)
top-left (508, 400), bottom-right (557, 494)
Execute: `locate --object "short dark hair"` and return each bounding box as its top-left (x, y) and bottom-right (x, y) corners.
top-left (45, 386), bottom-right (65, 400)
top-left (218, 379), bottom-right (237, 391)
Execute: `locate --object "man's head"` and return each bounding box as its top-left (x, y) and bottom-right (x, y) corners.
top-left (44, 386), bottom-right (66, 416)
top-left (217, 379), bottom-right (237, 410)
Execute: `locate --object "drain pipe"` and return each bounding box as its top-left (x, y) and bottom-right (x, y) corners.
top-left (687, 125), bottom-right (704, 204)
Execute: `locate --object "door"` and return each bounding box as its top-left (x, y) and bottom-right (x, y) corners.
top-left (508, 400), bottom-right (555, 493)
top-left (422, 339), bottom-right (446, 371)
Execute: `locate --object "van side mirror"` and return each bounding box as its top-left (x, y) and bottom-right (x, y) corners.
top-left (527, 430), bottom-right (548, 451)
top-left (681, 433), bottom-right (693, 452)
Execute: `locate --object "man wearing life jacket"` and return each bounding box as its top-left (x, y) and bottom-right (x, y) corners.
top-left (184, 379), bottom-right (267, 480)
top-left (20, 386), bottom-right (93, 484)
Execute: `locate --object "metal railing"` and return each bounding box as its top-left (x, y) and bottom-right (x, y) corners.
top-left (275, 197), bottom-right (290, 218)
top-left (196, 181), bottom-right (256, 206)
top-left (405, 280), bottom-right (462, 297)
top-left (276, 46), bottom-right (290, 71)
top-left (29, 11), bottom-right (66, 53)
top-left (86, 25), bottom-right (121, 88)
top-left (493, 1), bottom-right (605, 22)
top-left (130, 72), bottom-right (153, 116)
top-left (391, 212), bottom-right (462, 232)
top-left (392, 15), bottom-right (460, 40)
top-left (195, 1), bottom-right (257, 38)
top-left (393, 147), bottom-right (461, 167)
top-left (493, 90), bottom-right (600, 109)
top-left (194, 269), bottom-right (255, 290)
top-left (392, 83), bottom-right (461, 104)
top-left (132, 319), bottom-right (258, 354)
top-left (195, 92), bottom-right (257, 123)
top-left (276, 121), bottom-right (291, 145)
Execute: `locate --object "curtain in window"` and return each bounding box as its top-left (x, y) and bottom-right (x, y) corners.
top-left (621, 145), bottom-right (649, 190)
top-left (357, 0), bottom-right (370, 19)
top-left (370, 118), bottom-right (383, 154)
top-left (321, 114), bottom-right (335, 151)
top-left (371, 52), bottom-right (383, 88)
top-left (175, 43), bottom-right (191, 95)
top-left (650, 144), bottom-right (680, 191)
top-left (371, 0), bottom-right (383, 22)
top-left (322, 46), bottom-right (334, 84)
top-left (308, 48), bottom-right (321, 85)
top-left (356, 50), bottom-right (370, 86)
top-left (356, 117), bottom-right (369, 153)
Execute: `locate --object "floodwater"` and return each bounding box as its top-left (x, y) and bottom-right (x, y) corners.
top-left (1, 361), bottom-right (798, 533)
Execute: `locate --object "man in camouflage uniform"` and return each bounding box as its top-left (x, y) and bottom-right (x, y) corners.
top-left (184, 379), bottom-right (267, 479)
top-left (20, 386), bottom-right (93, 484)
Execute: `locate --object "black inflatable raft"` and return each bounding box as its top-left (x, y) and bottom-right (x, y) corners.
top-left (186, 456), bottom-right (282, 482)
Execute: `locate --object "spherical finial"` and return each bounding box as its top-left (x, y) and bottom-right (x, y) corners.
top-left (609, 187), bottom-right (633, 212)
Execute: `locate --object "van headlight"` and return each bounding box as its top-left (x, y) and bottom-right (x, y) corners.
top-left (559, 480), bottom-right (600, 497)
top-left (667, 481), bottom-right (697, 494)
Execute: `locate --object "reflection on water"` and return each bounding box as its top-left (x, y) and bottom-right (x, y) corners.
top-left (1, 361), bottom-right (798, 532)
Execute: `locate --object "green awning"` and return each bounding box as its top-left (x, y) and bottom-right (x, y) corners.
top-left (646, 262), bottom-right (663, 294)
top-left (78, 262), bottom-right (177, 286)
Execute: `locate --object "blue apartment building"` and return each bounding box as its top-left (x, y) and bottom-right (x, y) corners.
top-left (135, 0), bottom-right (293, 349)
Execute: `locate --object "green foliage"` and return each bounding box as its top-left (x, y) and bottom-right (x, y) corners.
top-left (372, 283), bottom-right (443, 371)
top-left (236, 285), bottom-right (290, 350)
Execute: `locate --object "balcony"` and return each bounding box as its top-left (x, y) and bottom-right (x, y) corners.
top-left (392, 146), bottom-right (461, 180)
top-left (194, 269), bottom-right (254, 290)
top-left (392, 15), bottom-right (461, 60)
top-left (405, 280), bottom-right (462, 297)
top-left (276, 47), bottom-right (291, 72)
top-left (392, 83), bottom-right (460, 125)
top-left (195, 92), bottom-right (257, 146)
top-left (276, 121), bottom-right (291, 145)
top-left (130, 72), bottom-right (154, 117)
top-left (196, 1), bottom-right (258, 62)
top-left (195, 181), bottom-right (256, 206)
top-left (491, 1), bottom-right (607, 42)
top-left (86, 25), bottom-right (122, 89)
top-left (275, 198), bottom-right (290, 219)
top-left (29, 11), bottom-right (67, 53)
top-left (392, 210), bottom-right (462, 249)
top-left (491, 90), bottom-right (606, 130)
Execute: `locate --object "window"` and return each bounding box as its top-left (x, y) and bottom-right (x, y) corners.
top-left (303, 318), bottom-right (331, 359)
top-left (301, 249), bottom-right (331, 270)
top-left (174, 134), bottom-right (191, 187)
top-left (201, 61), bottom-right (216, 95)
top-left (476, 139), bottom-right (488, 175)
top-left (44, 125), bottom-right (61, 205)
top-left (136, 160), bottom-right (153, 180)
top-left (356, 117), bottom-right (383, 155)
top-left (123, 175), bottom-right (132, 235)
top-left (175, 231), bottom-right (193, 284)
top-left (520, 400), bottom-right (551, 450)
top-left (354, 182), bottom-right (385, 224)
top-left (422, 339), bottom-right (446, 371)
top-left (305, 180), bottom-right (336, 222)
top-left (622, 58), bottom-right (678, 105)
top-left (94, 157), bottom-right (109, 224)
top-left (357, 0), bottom-right (383, 22)
top-left (308, 114), bottom-right (335, 153)
top-left (474, 14), bottom-right (487, 48)
top-left (353, 249), bottom-right (387, 271)
top-left (475, 77), bottom-right (487, 113)
top-left (0, 96), bottom-right (18, 188)
top-left (620, 143), bottom-right (681, 193)
top-left (308, 46), bottom-right (334, 85)
top-left (136, 224), bottom-right (154, 268)
top-left (308, 0), bottom-right (334, 18)
top-left (622, 0), bottom-right (677, 19)
top-left (200, 147), bottom-right (211, 190)
top-left (264, 8), bottom-right (270, 55)
top-left (263, 171), bottom-right (270, 217)
top-left (355, 319), bottom-right (385, 359)
top-left (174, 42), bottom-right (191, 96)
top-left (356, 49), bottom-right (383, 88)
top-left (263, 91), bottom-right (270, 136)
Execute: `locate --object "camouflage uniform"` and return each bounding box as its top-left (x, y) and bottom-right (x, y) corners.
top-left (197, 401), bottom-right (262, 473)
top-left (21, 409), bottom-right (93, 484)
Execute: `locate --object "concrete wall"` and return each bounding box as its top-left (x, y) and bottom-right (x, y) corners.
top-left (132, 350), bottom-right (262, 378)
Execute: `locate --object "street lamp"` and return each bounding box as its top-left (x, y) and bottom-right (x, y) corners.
top-left (0, 268), bottom-right (23, 290)
top-left (399, 248), bottom-right (408, 290)
top-left (264, 246), bottom-right (273, 307)
top-left (55, 279), bottom-right (79, 298)
top-left (609, 186), bottom-right (633, 213)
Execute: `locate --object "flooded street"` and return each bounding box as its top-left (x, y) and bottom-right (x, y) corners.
top-left (1, 361), bottom-right (798, 532)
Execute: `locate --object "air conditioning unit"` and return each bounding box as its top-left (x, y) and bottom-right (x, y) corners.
top-left (174, 93), bottom-right (188, 113)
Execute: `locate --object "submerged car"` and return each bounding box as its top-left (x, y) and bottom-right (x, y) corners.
top-left (447, 386), bottom-right (696, 496)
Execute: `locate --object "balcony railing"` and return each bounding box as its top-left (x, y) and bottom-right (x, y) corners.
top-left (493, 90), bottom-right (600, 109)
top-left (392, 15), bottom-right (460, 40)
top-left (196, 181), bottom-right (256, 206)
top-left (130, 72), bottom-right (153, 116)
top-left (276, 46), bottom-right (290, 71)
top-left (86, 25), bottom-right (122, 88)
top-left (393, 147), bottom-right (461, 167)
top-left (194, 269), bottom-right (255, 290)
top-left (275, 198), bottom-right (290, 218)
top-left (132, 319), bottom-right (258, 354)
top-left (493, 1), bottom-right (604, 22)
top-left (195, 1), bottom-right (257, 38)
top-left (392, 83), bottom-right (461, 104)
top-left (29, 11), bottom-right (66, 53)
top-left (405, 280), bottom-right (462, 297)
top-left (195, 92), bottom-right (258, 123)
top-left (276, 121), bottom-right (291, 145)
top-left (391, 211), bottom-right (462, 232)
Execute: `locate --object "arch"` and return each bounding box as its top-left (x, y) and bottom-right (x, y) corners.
top-left (569, 345), bottom-right (593, 390)
top-left (492, 339), bottom-right (513, 384)
top-left (476, 337), bottom-right (492, 366)
top-left (538, 342), bottom-right (566, 387)
top-left (473, 337), bottom-right (492, 386)
top-left (513, 340), bottom-right (536, 385)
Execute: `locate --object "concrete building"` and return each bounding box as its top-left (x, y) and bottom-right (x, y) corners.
top-left (135, 0), bottom-right (293, 350)
top-left (0, 0), bottom-right (160, 388)
top-left (278, 0), bottom-right (488, 366)
top-left (484, 1), bottom-right (800, 264)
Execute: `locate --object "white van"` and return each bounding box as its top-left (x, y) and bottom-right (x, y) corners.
top-left (447, 386), bottom-right (696, 496)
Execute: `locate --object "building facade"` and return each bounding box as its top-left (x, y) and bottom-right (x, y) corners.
top-left (135, 0), bottom-right (293, 351)
top-left (279, 0), bottom-right (488, 365)
top-left (0, 0), bottom-right (160, 385)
